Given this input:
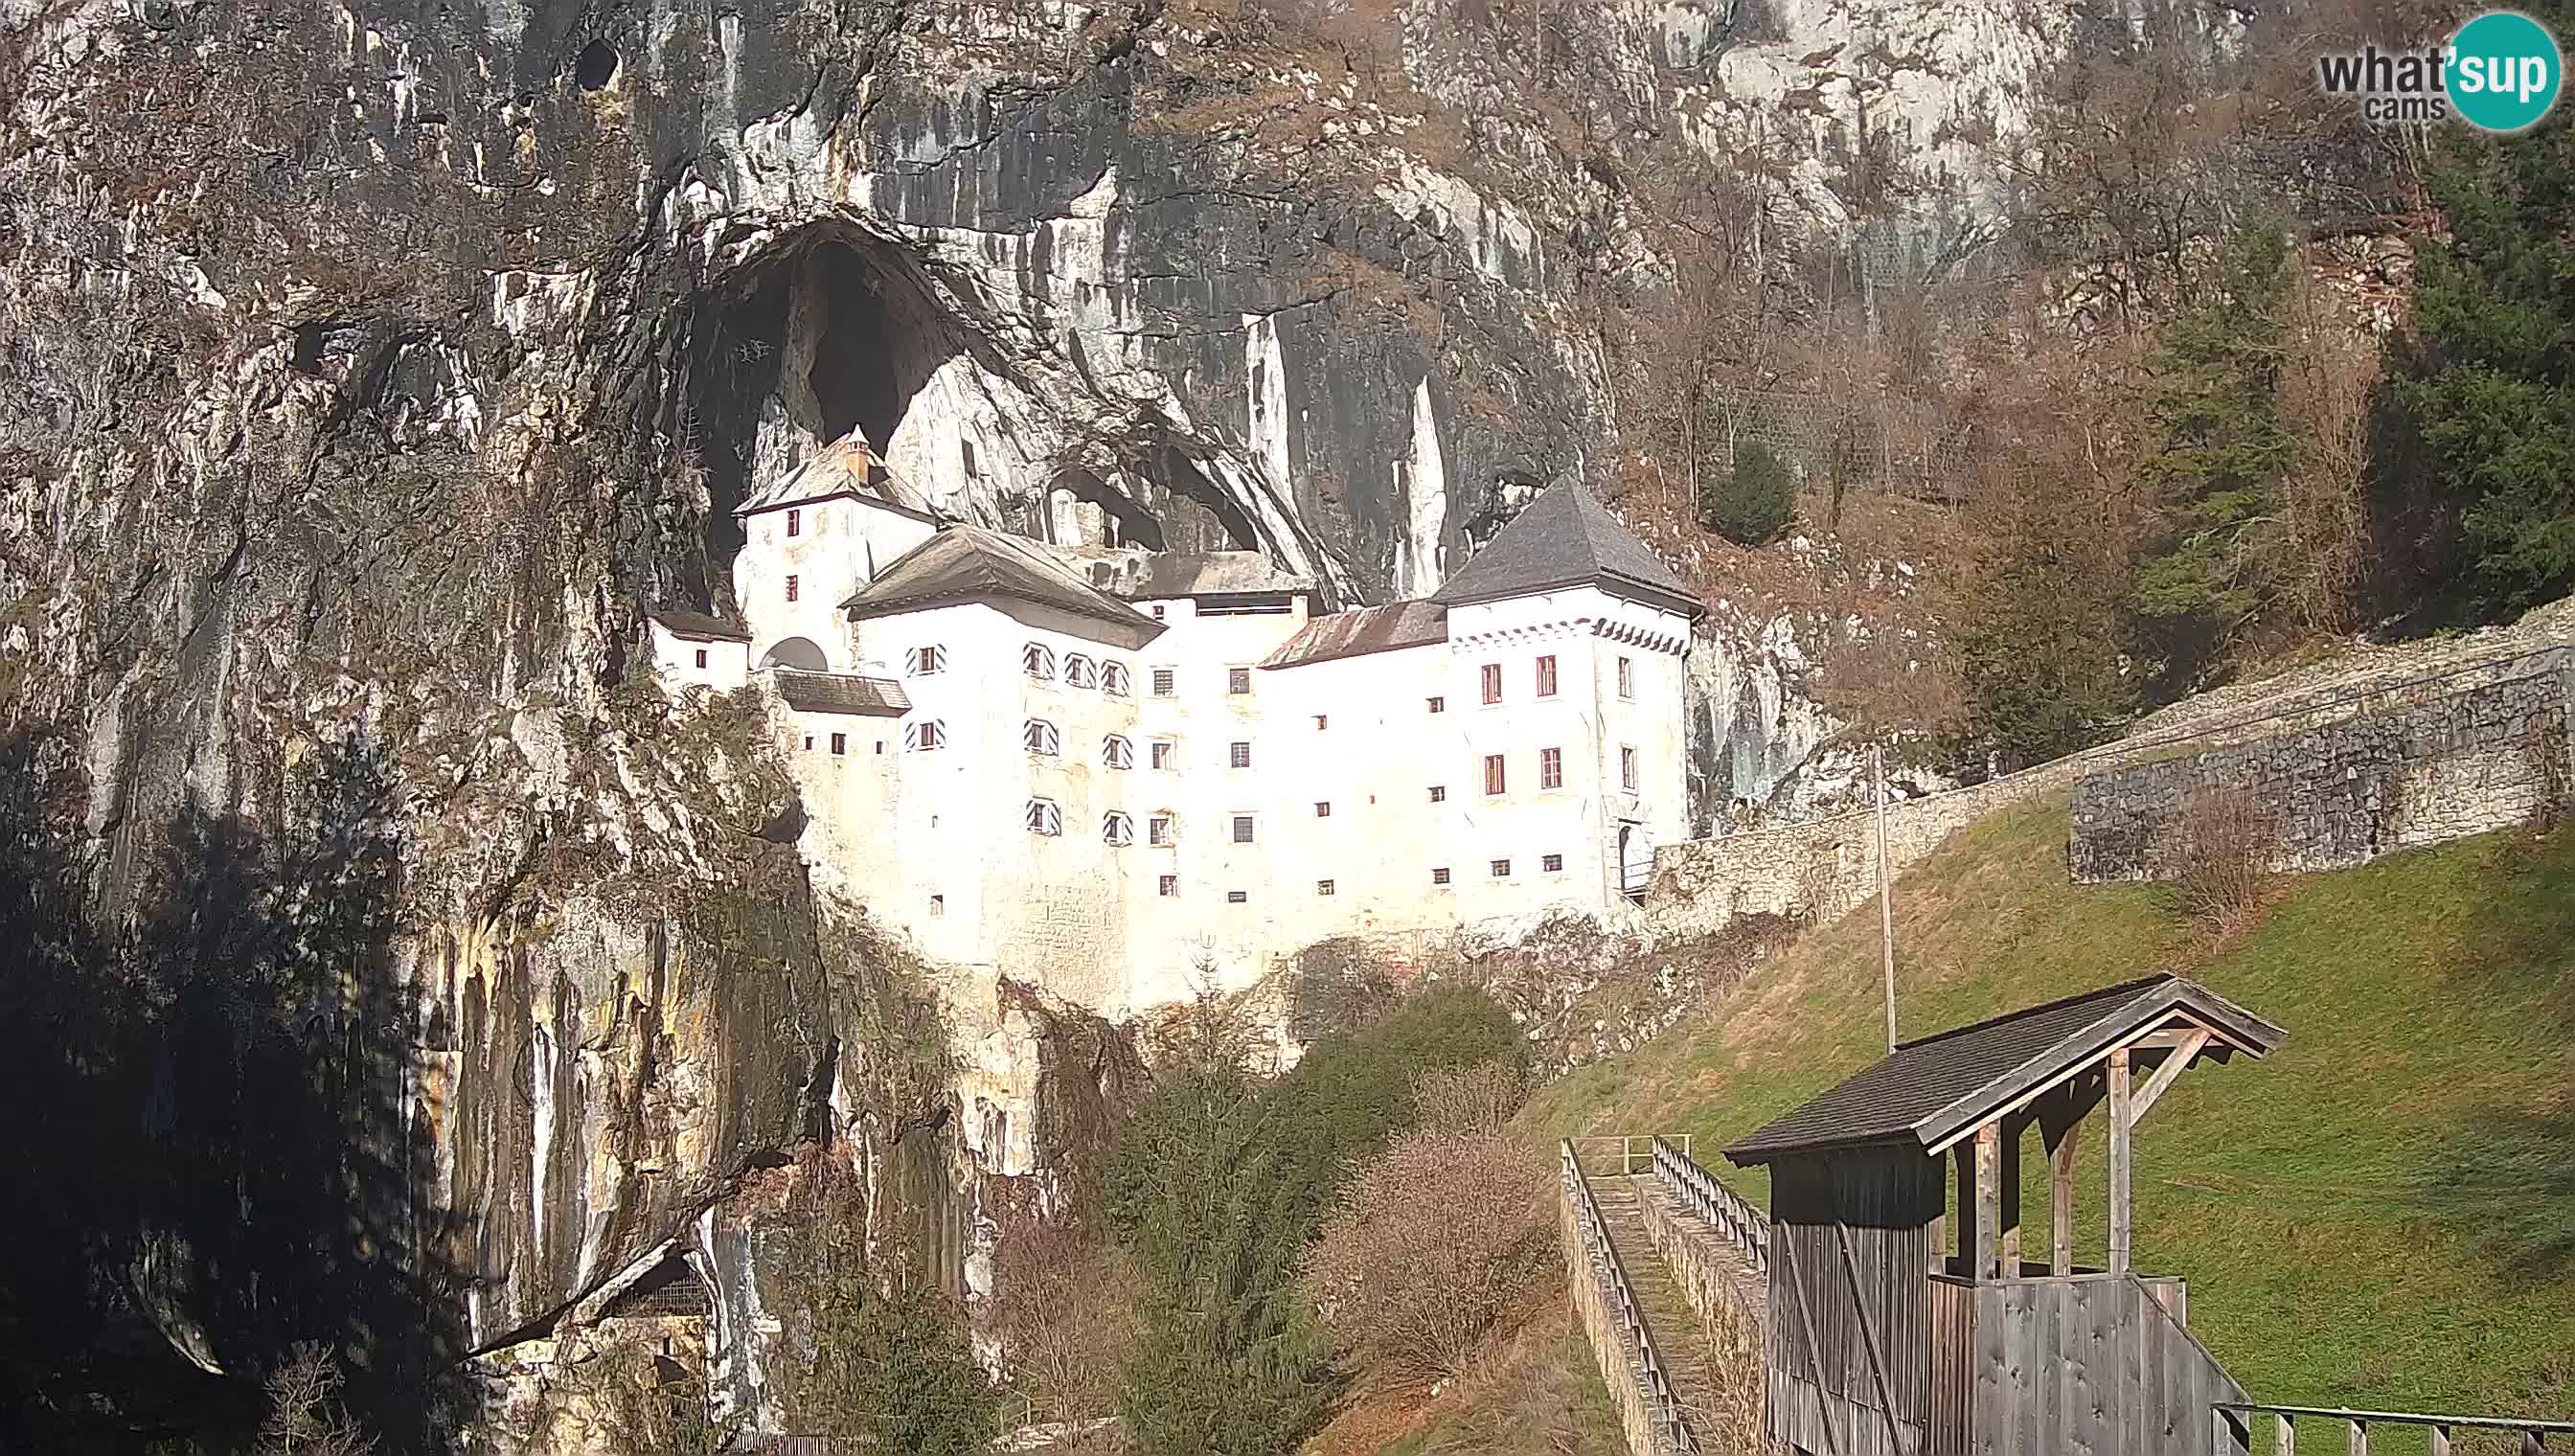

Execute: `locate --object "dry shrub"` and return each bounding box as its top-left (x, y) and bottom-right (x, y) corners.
top-left (1412, 1058), bottom-right (1527, 1135)
top-left (257, 1344), bottom-right (375, 1456)
top-left (2169, 790), bottom-right (2278, 932)
top-left (1302, 1127), bottom-right (1550, 1384)
top-left (989, 1212), bottom-right (1144, 1424)
top-left (2274, 283), bottom-right (2378, 638)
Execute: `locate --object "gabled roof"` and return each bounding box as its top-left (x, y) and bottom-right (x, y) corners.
top-left (735, 437), bottom-right (938, 521)
top-left (772, 670), bottom-right (910, 717)
top-left (1260, 600), bottom-right (1448, 670)
top-left (839, 526), bottom-right (1161, 637)
top-left (649, 609), bottom-right (752, 644)
top-left (1431, 481), bottom-right (1703, 618)
top-left (1723, 975), bottom-right (2285, 1165)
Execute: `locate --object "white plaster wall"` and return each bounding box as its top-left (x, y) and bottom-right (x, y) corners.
top-left (737, 495), bottom-right (936, 670)
top-left (648, 626), bottom-right (750, 693)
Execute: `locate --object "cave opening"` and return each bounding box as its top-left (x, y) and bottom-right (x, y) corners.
top-left (809, 243), bottom-right (926, 454)
top-left (677, 231), bottom-right (958, 615)
top-left (574, 39), bottom-right (619, 91)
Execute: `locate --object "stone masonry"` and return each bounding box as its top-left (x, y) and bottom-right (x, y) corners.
top-left (1642, 633), bottom-right (2575, 939)
top-left (2068, 647), bottom-right (2573, 883)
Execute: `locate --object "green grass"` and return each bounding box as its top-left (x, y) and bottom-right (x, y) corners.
top-left (1522, 794), bottom-right (2575, 1420)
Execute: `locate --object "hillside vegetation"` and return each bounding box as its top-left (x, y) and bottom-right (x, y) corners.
top-left (1522, 795), bottom-right (2575, 1421)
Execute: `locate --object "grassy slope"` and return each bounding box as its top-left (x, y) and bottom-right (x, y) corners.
top-left (1523, 793), bottom-right (2575, 1418)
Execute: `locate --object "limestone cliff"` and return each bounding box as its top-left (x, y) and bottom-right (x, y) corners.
top-left (0, 0), bottom-right (2251, 1444)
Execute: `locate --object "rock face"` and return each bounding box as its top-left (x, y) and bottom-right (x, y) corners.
top-left (0, 0), bottom-right (2245, 1445)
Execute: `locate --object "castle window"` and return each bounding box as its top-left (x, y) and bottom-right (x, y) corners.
top-left (1621, 745), bottom-right (1638, 791)
top-left (1317, 879), bottom-right (1335, 897)
top-left (1102, 661), bottom-right (1131, 695)
top-left (786, 575), bottom-right (800, 603)
top-left (1427, 695), bottom-right (1445, 713)
top-left (1232, 815), bottom-right (1254, 844)
top-left (1026, 799), bottom-right (1062, 835)
top-left (1229, 741), bottom-right (1251, 769)
top-left (1151, 740), bottom-right (1176, 770)
top-left (1428, 785), bottom-right (1446, 803)
top-left (803, 735), bottom-right (814, 751)
top-left (904, 720), bottom-right (946, 751)
top-left (1228, 667), bottom-right (1252, 694)
top-left (1150, 813), bottom-right (1175, 847)
top-left (1313, 714), bottom-right (1328, 731)
top-left (1103, 735), bottom-right (1134, 769)
top-left (1103, 811), bottom-right (1135, 846)
top-left (1543, 853), bottom-right (1564, 873)
top-left (1540, 747), bottom-right (1563, 790)
top-left (1152, 603), bottom-right (1168, 620)
top-left (905, 645), bottom-right (946, 675)
top-left (830, 733), bottom-right (847, 755)
top-left (1432, 867), bottom-right (1451, 885)
top-left (1490, 858), bottom-right (1511, 877)
top-left (1314, 802), bottom-right (1331, 818)
top-left (1064, 654), bottom-right (1098, 689)
top-left (695, 648), bottom-right (708, 669)
top-left (1226, 889), bottom-right (1248, 903)
top-left (1152, 667), bottom-right (1175, 696)
top-left (1617, 656), bottom-right (1633, 700)
top-left (1158, 875), bottom-right (1178, 897)
top-left (1023, 718), bottom-right (1060, 756)
top-left (1022, 643), bottom-right (1057, 681)
top-left (1536, 654), bottom-right (1558, 697)
top-left (1484, 754), bottom-right (1506, 795)
top-left (786, 508), bottom-right (801, 537)
top-left (1481, 663), bottom-right (1501, 704)
top-left (930, 894), bottom-right (945, 918)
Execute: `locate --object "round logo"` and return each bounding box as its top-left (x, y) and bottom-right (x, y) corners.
top-left (2448, 10), bottom-right (2564, 132)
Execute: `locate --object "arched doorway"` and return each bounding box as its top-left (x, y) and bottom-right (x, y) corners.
top-left (1618, 821), bottom-right (1652, 903)
top-left (759, 636), bottom-right (829, 672)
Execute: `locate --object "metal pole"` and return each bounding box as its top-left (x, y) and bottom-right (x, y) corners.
top-left (1877, 743), bottom-right (1897, 1052)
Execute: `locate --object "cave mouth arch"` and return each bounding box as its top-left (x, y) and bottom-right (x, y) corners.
top-left (678, 227), bottom-right (962, 613)
top-left (760, 637), bottom-right (829, 672)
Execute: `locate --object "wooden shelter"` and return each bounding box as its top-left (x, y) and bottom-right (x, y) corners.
top-left (1723, 974), bottom-right (2286, 1456)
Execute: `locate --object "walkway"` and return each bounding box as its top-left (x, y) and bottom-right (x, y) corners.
top-left (1563, 1136), bottom-right (1775, 1454)
top-left (1591, 1177), bottom-right (1732, 1437)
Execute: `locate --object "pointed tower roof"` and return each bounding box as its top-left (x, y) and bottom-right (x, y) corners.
top-left (839, 526), bottom-right (1164, 641)
top-left (1430, 481), bottom-right (1702, 618)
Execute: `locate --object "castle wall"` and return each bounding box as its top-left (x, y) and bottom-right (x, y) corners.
top-left (2067, 647), bottom-right (2573, 882)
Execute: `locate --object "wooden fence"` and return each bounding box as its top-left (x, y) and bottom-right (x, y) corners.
top-left (2212, 1403), bottom-right (2574, 1454)
top-left (1652, 1135), bottom-right (1769, 1276)
top-left (1560, 1140), bottom-right (1698, 1456)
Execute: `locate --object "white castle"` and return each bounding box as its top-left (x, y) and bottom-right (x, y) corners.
top-left (648, 438), bottom-right (1704, 1025)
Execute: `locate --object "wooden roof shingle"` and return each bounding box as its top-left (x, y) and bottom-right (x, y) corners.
top-left (1722, 974), bottom-right (2285, 1165)
top-left (1431, 480), bottom-right (1703, 617)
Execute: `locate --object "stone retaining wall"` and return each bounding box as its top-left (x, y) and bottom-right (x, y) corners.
top-left (2068, 648), bottom-right (2573, 883)
top-left (1642, 640), bottom-right (2575, 939)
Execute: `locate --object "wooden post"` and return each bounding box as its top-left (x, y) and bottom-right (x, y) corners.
top-left (2049, 1116), bottom-right (2084, 1276)
top-left (2109, 1047), bottom-right (2133, 1275)
top-left (1999, 1115), bottom-right (2024, 1278)
top-left (1954, 1142), bottom-right (1980, 1279)
top-left (1974, 1121), bottom-right (2002, 1282)
top-left (1876, 743), bottom-right (1897, 1052)
top-left (2347, 1418), bottom-right (2367, 1456)
top-left (2278, 1414), bottom-right (2295, 1456)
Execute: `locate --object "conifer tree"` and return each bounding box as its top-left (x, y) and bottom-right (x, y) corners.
top-left (2131, 222), bottom-right (2296, 683)
top-left (2398, 44), bottom-right (2575, 609)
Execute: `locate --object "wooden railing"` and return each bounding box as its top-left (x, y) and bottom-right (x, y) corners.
top-left (1651, 1134), bottom-right (1769, 1276)
top-left (2213, 1403), bottom-right (2574, 1454)
top-left (1560, 1140), bottom-right (1698, 1456)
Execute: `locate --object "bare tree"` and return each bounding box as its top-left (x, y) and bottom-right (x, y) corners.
top-left (257, 1344), bottom-right (375, 1456)
top-left (1301, 1127), bottom-right (1550, 1383)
